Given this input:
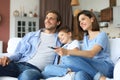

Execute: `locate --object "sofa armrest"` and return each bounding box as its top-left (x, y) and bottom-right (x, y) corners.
top-left (109, 38), bottom-right (120, 64)
top-left (0, 53), bottom-right (13, 58)
top-left (7, 38), bottom-right (22, 54)
top-left (114, 59), bottom-right (120, 80)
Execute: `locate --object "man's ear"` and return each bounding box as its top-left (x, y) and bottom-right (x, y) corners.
top-left (57, 21), bottom-right (61, 26)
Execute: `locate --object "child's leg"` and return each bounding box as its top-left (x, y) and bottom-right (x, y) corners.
top-left (42, 64), bottom-right (68, 78)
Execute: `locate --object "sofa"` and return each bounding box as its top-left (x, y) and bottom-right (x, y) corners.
top-left (0, 37), bottom-right (120, 80)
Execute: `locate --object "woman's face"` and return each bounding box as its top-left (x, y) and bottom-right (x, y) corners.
top-left (78, 14), bottom-right (94, 31)
top-left (58, 31), bottom-right (71, 44)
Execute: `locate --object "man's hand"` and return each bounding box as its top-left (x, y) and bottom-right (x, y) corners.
top-left (0, 56), bottom-right (11, 67)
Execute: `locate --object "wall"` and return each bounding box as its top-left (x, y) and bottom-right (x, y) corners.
top-left (0, 0), bottom-right (10, 52)
top-left (73, 0), bottom-right (109, 11)
top-left (72, 0), bottom-right (120, 39)
top-left (0, 0), bottom-right (39, 52)
top-left (10, 0), bottom-right (40, 38)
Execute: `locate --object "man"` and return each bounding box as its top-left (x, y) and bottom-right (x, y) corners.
top-left (0, 10), bottom-right (62, 80)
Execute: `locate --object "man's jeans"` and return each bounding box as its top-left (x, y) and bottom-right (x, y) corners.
top-left (0, 62), bottom-right (42, 80)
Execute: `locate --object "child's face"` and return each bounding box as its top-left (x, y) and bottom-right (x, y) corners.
top-left (58, 31), bottom-right (72, 44)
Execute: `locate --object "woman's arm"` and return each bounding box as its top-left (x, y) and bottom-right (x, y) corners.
top-left (55, 44), bottom-right (102, 58)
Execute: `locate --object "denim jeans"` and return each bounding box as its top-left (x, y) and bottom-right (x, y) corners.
top-left (74, 71), bottom-right (92, 80)
top-left (42, 64), bottom-right (68, 78)
top-left (0, 62), bottom-right (42, 80)
top-left (42, 56), bottom-right (83, 78)
top-left (42, 56), bottom-right (114, 80)
top-left (74, 57), bottom-right (114, 80)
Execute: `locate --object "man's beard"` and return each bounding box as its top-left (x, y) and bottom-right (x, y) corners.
top-left (45, 26), bottom-right (56, 31)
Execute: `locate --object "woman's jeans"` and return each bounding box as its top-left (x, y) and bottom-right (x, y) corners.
top-left (42, 56), bottom-right (114, 80)
top-left (74, 57), bottom-right (114, 80)
top-left (0, 62), bottom-right (42, 80)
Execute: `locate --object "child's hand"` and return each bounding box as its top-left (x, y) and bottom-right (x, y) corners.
top-left (54, 48), bottom-right (68, 56)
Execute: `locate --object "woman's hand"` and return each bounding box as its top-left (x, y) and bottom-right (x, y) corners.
top-left (54, 47), bottom-right (68, 56)
top-left (0, 56), bottom-right (11, 67)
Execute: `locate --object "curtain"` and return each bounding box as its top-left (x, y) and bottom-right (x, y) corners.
top-left (40, 0), bottom-right (73, 30)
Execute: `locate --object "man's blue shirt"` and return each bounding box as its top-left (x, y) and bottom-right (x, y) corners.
top-left (9, 29), bottom-right (61, 64)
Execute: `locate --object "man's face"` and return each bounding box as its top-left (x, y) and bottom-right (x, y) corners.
top-left (44, 13), bottom-right (60, 30)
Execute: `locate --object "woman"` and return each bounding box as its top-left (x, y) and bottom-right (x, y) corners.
top-left (55, 10), bottom-right (114, 80)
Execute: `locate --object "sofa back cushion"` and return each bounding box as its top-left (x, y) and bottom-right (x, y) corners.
top-left (109, 38), bottom-right (120, 64)
top-left (7, 37), bottom-right (22, 54)
top-left (5, 38), bottom-right (120, 64)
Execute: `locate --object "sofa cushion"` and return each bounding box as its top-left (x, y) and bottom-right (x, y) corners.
top-left (114, 59), bottom-right (120, 80)
top-left (7, 38), bottom-right (21, 54)
top-left (109, 38), bottom-right (120, 64)
top-left (0, 38), bottom-right (22, 57)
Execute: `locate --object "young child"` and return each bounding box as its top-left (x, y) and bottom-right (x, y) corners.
top-left (42, 26), bottom-right (82, 80)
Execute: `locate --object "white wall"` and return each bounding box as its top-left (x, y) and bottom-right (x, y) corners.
top-left (10, 0), bottom-right (40, 38)
top-left (73, 0), bottom-right (109, 11)
top-left (72, 0), bottom-right (120, 38)
top-left (10, 0), bottom-right (120, 38)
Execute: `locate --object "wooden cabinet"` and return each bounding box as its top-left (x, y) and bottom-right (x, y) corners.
top-left (110, 0), bottom-right (116, 7)
top-left (100, 7), bottom-right (113, 22)
top-left (15, 17), bottom-right (39, 37)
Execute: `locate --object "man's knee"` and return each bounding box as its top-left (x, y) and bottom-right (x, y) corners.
top-left (0, 62), bottom-right (19, 77)
top-left (18, 69), bottom-right (42, 80)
